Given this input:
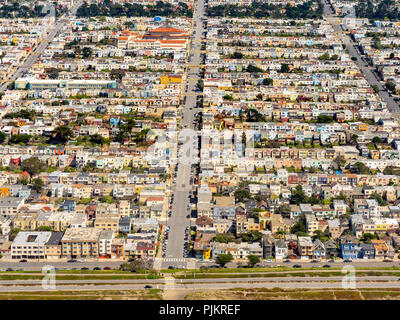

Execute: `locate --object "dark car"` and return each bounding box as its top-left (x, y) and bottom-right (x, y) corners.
top-left (168, 266), bottom-right (174, 270)
top-left (283, 259), bottom-right (290, 263)
top-left (81, 267), bottom-right (89, 270)
top-left (19, 259), bottom-right (27, 263)
top-left (6, 268), bottom-right (13, 272)
top-left (293, 264), bottom-right (302, 268)
top-left (103, 267), bottom-right (111, 270)
top-left (199, 266), bottom-right (207, 269)
top-left (343, 259), bottom-right (352, 263)
top-left (67, 259), bottom-right (77, 263)
top-left (144, 285), bottom-right (153, 289)
top-left (323, 265), bottom-right (331, 268)
top-left (93, 267), bottom-right (101, 270)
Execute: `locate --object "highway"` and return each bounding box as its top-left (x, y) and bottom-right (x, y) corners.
top-left (0, 278), bottom-right (400, 291)
top-left (323, 0), bottom-right (400, 118)
top-left (0, 0), bottom-right (84, 93)
top-left (162, 0), bottom-right (206, 268)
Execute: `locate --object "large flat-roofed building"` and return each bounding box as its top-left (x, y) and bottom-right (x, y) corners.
top-left (14, 78), bottom-right (117, 90)
top-left (44, 231), bottom-right (64, 259)
top-left (11, 231), bottom-right (51, 259)
top-left (0, 197), bottom-right (25, 216)
top-left (61, 228), bottom-right (101, 258)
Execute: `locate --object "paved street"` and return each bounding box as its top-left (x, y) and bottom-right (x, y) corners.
top-left (162, 0), bottom-right (206, 268)
top-left (323, 0), bottom-right (400, 118)
top-left (0, 0), bottom-right (83, 93)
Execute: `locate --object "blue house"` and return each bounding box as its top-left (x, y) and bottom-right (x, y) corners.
top-left (109, 116), bottom-right (120, 125)
top-left (339, 235), bottom-right (360, 260)
top-left (61, 200), bottom-right (76, 212)
top-left (358, 243), bottom-right (375, 259)
top-left (119, 217), bottom-right (132, 233)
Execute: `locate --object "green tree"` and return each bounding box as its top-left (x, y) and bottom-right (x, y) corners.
top-left (247, 255), bottom-right (260, 267)
top-left (386, 81), bottom-right (396, 92)
top-left (215, 253), bottom-right (233, 267)
top-left (9, 134), bottom-right (31, 144)
top-left (351, 162), bottom-right (370, 174)
top-left (291, 214), bottom-right (306, 234)
top-left (81, 46), bottom-right (93, 58)
top-left (276, 204), bottom-right (291, 217)
top-left (291, 185), bottom-right (306, 205)
top-left (372, 136), bottom-right (382, 144)
top-left (32, 178), bottom-right (44, 192)
top-left (0, 131), bottom-right (6, 144)
top-left (370, 192), bottom-right (387, 206)
top-left (372, 85), bottom-right (379, 93)
top-left (232, 51), bottom-right (243, 59)
top-left (90, 134), bottom-right (105, 145)
top-left (9, 228), bottom-right (20, 241)
top-left (280, 63), bottom-right (290, 73)
top-left (54, 125), bottom-right (73, 143)
top-left (110, 69), bottom-right (126, 81)
top-left (234, 189), bottom-right (250, 202)
top-left (262, 78), bottom-right (273, 86)
top-left (21, 157), bottom-right (43, 175)
top-left (332, 155), bottom-right (346, 171)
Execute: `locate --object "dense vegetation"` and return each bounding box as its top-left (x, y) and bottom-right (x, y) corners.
top-left (0, 2), bottom-right (64, 18)
top-left (356, 0), bottom-right (400, 21)
top-left (77, 0), bottom-right (193, 18)
top-left (207, 1), bottom-right (323, 19)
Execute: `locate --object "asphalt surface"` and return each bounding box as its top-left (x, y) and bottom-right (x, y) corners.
top-left (162, 0), bottom-right (205, 268)
top-left (1, 280), bottom-right (400, 291)
top-left (0, 0), bottom-right (84, 92)
top-left (323, 0), bottom-right (400, 117)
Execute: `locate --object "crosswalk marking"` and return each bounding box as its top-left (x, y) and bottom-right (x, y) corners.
top-left (163, 258), bottom-right (187, 262)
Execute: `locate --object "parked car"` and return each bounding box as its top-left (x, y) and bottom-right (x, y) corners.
top-left (293, 264), bottom-right (302, 268)
top-left (93, 267), bottom-right (101, 270)
top-left (81, 267), bottom-right (89, 270)
top-left (103, 267), bottom-right (111, 270)
top-left (168, 266), bottom-right (174, 269)
top-left (283, 259), bottom-right (290, 263)
top-left (19, 259), bottom-right (27, 263)
top-left (144, 285), bottom-right (153, 289)
top-left (67, 259), bottom-right (77, 263)
top-left (323, 265), bottom-right (331, 268)
top-left (343, 259), bottom-right (352, 263)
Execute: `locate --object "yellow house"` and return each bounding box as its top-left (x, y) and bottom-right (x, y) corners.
top-left (358, 124), bottom-right (368, 131)
top-left (259, 212), bottom-right (271, 229)
top-left (0, 186), bottom-right (11, 197)
top-left (375, 221), bottom-right (388, 232)
top-left (160, 75), bottom-right (182, 85)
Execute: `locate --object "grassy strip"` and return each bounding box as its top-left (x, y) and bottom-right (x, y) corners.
top-left (0, 274), bottom-right (162, 281)
top-left (164, 265), bottom-right (400, 274)
top-left (0, 289), bottom-right (163, 300)
top-left (185, 288), bottom-right (400, 300)
top-left (174, 271), bottom-right (400, 279)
